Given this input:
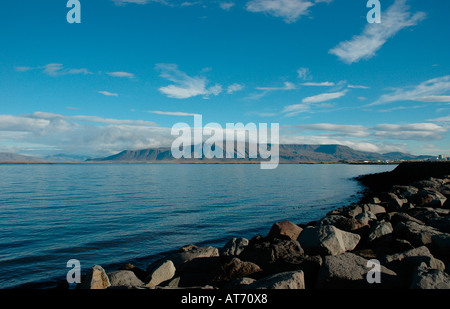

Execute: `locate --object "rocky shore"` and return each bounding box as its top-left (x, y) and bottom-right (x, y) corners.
top-left (77, 162), bottom-right (450, 290)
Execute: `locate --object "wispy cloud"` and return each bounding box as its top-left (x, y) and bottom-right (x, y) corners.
top-left (98, 91), bottom-right (119, 97)
top-left (329, 0), bottom-right (426, 64)
top-left (16, 63), bottom-right (93, 77)
top-left (107, 71), bottom-right (136, 79)
top-left (147, 110), bottom-right (201, 116)
top-left (289, 122), bottom-right (447, 142)
top-left (219, 2), bottom-right (235, 10)
top-left (370, 75), bottom-right (450, 106)
top-left (297, 67), bottom-right (311, 80)
top-left (251, 82), bottom-right (296, 99)
top-left (256, 82), bottom-right (296, 91)
top-left (302, 90), bottom-right (347, 104)
top-left (348, 84), bottom-right (370, 89)
top-left (301, 82), bottom-right (335, 87)
top-left (112, 0), bottom-right (168, 6)
top-left (281, 104), bottom-right (311, 117)
top-left (227, 83), bottom-right (245, 94)
top-left (156, 63), bottom-right (222, 99)
top-left (245, 0), bottom-right (329, 24)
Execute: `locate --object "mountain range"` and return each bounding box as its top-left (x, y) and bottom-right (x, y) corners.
top-left (86, 144), bottom-right (436, 164)
top-left (0, 145), bottom-right (436, 164)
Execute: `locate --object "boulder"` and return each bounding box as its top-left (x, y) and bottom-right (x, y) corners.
top-left (239, 237), bottom-right (304, 271)
top-left (145, 260), bottom-right (176, 287)
top-left (245, 271), bottom-right (305, 289)
top-left (410, 264), bottom-right (450, 289)
top-left (367, 220), bottom-right (393, 243)
top-left (221, 238), bottom-right (249, 257)
top-left (318, 215), bottom-right (368, 232)
top-left (362, 204), bottom-right (386, 216)
top-left (108, 270), bottom-right (144, 288)
top-left (382, 193), bottom-right (406, 211)
top-left (411, 189), bottom-right (447, 208)
top-left (224, 277), bottom-right (256, 289)
top-left (386, 212), bottom-right (425, 226)
top-left (393, 221), bottom-right (442, 247)
top-left (214, 258), bottom-right (262, 284)
top-left (391, 185), bottom-right (419, 200)
top-left (428, 217), bottom-right (450, 233)
top-left (161, 245), bottom-right (219, 269)
top-left (118, 263), bottom-right (148, 282)
top-left (368, 197), bottom-right (381, 204)
top-left (297, 225), bottom-right (360, 256)
top-left (267, 221), bottom-right (303, 241)
top-left (431, 233), bottom-right (450, 263)
top-left (79, 265), bottom-right (111, 289)
top-left (382, 246), bottom-right (445, 274)
top-left (411, 179), bottom-right (441, 189)
top-left (316, 252), bottom-right (400, 289)
top-left (407, 207), bottom-right (440, 223)
top-left (355, 211), bottom-right (377, 224)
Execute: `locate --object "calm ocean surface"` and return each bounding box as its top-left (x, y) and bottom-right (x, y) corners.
top-left (0, 163), bottom-right (395, 289)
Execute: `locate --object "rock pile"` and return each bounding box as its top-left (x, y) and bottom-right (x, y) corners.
top-left (78, 173), bottom-right (450, 290)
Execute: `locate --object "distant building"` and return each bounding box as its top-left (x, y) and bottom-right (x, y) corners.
top-left (438, 155), bottom-right (448, 161)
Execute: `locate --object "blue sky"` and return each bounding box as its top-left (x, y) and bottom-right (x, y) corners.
top-left (0, 0), bottom-right (449, 157)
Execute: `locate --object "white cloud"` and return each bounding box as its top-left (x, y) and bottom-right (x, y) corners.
top-left (98, 91), bottom-right (119, 97)
top-left (302, 90), bottom-right (347, 104)
top-left (227, 83), bottom-right (245, 94)
top-left (288, 122), bottom-right (446, 142)
top-left (219, 2), bottom-right (235, 10)
top-left (147, 111), bottom-right (201, 116)
top-left (15, 63), bottom-right (92, 77)
top-left (370, 75), bottom-right (450, 106)
top-left (413, 96), bottom-right (450, 103)
top-left (156, 63), bottom-right (222, 99)
top-left (107, 71), bottom-right (136, 79)
top-left (348, 84), bottom-right (370, 89)
top-left (112, 0), bottom-right (167, 5)
top-left (256, 82), bottom-right (296, 91)
top-left (428, 115), bottom-right (450, 123)
top-left (281, 104), bottom-right (311, 117)
top-left (0, 112), bottom-right (166, 156)
top-left (246, 0), bottom-right (315, 24)
top-left (329, 0), bottom-right (426, 64)
top-left (297, 67), bottom-right (311, 80)
top-left (301, 82), bottom-right (335, 87)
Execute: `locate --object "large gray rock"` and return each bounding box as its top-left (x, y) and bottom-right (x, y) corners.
top-left (318, 215), bottom-right (368, 232)
top-left (214, 258), bottom-right (262, 284)
top-left (316, 252), bottom-right (400, 289)
top-left (393, 220), bottom-right (442, 247)
top-left (245, 271), bottom-right (305, 289)
top-left (382, 246), bottom-right (445, 273)
top-left (431, 233), bottom-right (450, 262)
top-left (428, 217), bottom-right (450, 233)
top-left (159, 245), bottom-right (219, 269)
top-left (362, 204), bottom-right (386, 216)
top-left (221, 238), bottom-right (249, 257)
top-left (298, 225), bottom-right (360, 256)
top-left (367, 220), bottom-right (393, 243)
top-left (410, 264), bottom-right (450, 289)
top-left (145, 260), bottom-right (176, 287)
top-left (239, 237), bottom-right (304, 271)
top-left (267, 221), bottom-right (303, 241)
top-left (79, 265), bottom-right (111, 289)
top-left (391, 185), bottom-right (419, 200)
top-left (224, 277), bottom-right (256, 289)
top-left (108, 270), bottom-right (145, 288)
top-left (412, 189), bottom-right (447, 208)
